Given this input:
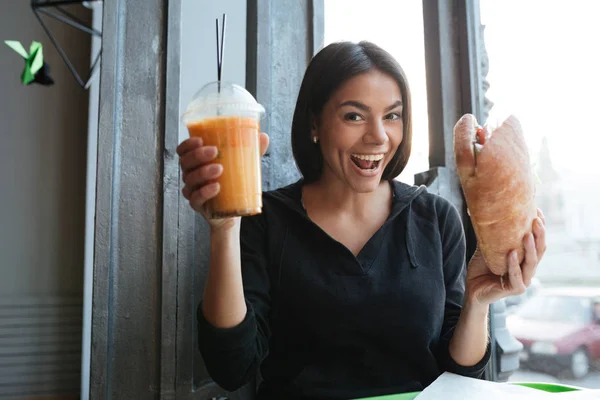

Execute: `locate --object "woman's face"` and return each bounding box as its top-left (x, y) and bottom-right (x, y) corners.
top-left (313, 69), bottom-right (404, 193)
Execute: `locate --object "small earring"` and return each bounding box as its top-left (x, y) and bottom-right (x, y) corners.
top-left (312, 136), bottom-right (318, 144)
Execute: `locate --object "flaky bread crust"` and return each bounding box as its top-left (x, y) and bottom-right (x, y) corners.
top-left (454, 114), bottom-right (537, 275)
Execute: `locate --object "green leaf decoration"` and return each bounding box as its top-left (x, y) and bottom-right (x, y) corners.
top-left (4, 40), bottom-right (28, 58)
top-left (5, 40), bottom-right (50, 85)
top-left (30, 42), bottom-right (44, 76)
top-left (22, 64), bottom-right (35, 85)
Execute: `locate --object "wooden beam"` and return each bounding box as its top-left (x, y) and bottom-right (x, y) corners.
top-left (91, 0), bottom-right (173, 397)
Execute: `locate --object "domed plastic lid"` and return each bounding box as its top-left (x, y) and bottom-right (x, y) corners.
top-left (181, 81), bottom-right (265, 123)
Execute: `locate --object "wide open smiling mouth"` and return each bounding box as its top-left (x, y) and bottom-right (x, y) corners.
top-left (350, 153), bottom-right (385, 170)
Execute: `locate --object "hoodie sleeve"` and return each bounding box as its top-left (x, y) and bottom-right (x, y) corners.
top-left (197, 213), bottom-right (272, 391)
top-left (435, 198), bottom-right (491, 378)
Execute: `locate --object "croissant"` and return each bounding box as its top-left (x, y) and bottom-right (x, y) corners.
top-left (453, 114), bottom-right (537, 276)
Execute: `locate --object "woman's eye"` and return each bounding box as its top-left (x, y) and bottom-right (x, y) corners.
top-left (385, 113), bottom-right (401, 121)
top-left (344, 112), bottom-right (364, 122)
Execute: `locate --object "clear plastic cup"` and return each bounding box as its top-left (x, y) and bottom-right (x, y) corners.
top-left (181, 81), bottom-right (265, 218)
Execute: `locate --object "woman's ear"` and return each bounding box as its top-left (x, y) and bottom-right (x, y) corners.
top-left (310, 114), bottom-right (318, 135)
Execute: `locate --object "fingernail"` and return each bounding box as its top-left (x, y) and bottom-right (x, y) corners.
top-left (202, 182), bottom-right (219, 196)
top-left (207, 164), bottom-right (222, 176)
top-left (203, 146), bottom-right (217, 157)
top-left (512, 251), bottom-right (519, 262)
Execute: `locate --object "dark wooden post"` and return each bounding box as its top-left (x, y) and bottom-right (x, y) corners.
top-left (91, 0), bottom-right (181, 398)
top-left (246, 0), bottom-right (324, 191)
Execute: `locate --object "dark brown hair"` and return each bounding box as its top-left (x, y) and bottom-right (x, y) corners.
top-left (291, 41), bottom-right (412, 183)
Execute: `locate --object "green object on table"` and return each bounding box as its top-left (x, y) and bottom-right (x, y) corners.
top-left (355, 382), bottom-right (583, 399)
top-left (513, 382), bottom-right (582, 393)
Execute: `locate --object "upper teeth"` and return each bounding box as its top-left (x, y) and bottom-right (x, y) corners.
top-left (352, 154), bottom-right (384, 161)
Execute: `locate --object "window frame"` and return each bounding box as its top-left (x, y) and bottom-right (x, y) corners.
top-left (420, 0), bottom-right (518, 382)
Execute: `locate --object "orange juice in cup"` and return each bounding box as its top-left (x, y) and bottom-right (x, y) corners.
top-left (182, 82), bottom-right (265, 218)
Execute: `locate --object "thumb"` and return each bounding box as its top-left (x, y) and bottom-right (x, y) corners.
top-left (259, 132), bottom-right (270, 156)
top-left (453, 113), bottom-right (478, 176)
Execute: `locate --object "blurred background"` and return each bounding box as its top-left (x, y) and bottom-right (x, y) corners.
top-left (1, 0), bottom-right (599, 398)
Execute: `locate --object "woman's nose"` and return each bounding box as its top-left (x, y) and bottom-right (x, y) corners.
top-left (363, 119), bottom-right (387, 145)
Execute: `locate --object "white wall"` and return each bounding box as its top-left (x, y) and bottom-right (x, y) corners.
top-left (0, 3), bottom-right (89, 297)
top-left (179, 0), bottom-right (247, 143)
top-left (0, 2), bottom-right (90, 397)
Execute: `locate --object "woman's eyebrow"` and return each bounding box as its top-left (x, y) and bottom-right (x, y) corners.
top-left (338, 100), bottom-right (403, 112)
top-left (385, 100), bottom-right (403, 112)
top-left (339, 100), bottom-right (370, 111)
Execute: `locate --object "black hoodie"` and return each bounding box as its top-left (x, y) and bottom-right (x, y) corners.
top-left (197, 179), bottom-right (490, 400)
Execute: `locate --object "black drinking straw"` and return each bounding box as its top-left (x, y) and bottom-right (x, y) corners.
top-left (216, 13), bottom-right (227, 93)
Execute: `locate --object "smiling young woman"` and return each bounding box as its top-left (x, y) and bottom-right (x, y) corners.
top-left (291, 41), bottom-right (412, 187)
top-left (300, 67), bottom-right (406, 257)
top-left (310, 71), bottom-right (403, 189)
top-left (176, 41), bottom-right (546, 400)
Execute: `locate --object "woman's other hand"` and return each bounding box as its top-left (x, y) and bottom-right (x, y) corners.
top-left (465, 208), bottom-right (547, 307)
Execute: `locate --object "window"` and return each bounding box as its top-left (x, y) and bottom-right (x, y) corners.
top-left (481, 0), bottom-right (600, 387)
top-left (324, 0), bottom-right (429, 185)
